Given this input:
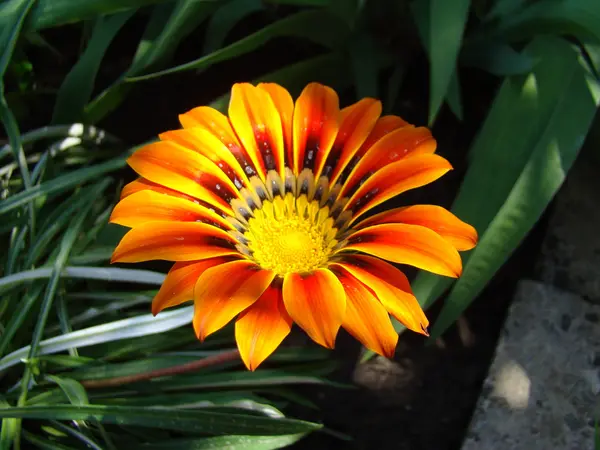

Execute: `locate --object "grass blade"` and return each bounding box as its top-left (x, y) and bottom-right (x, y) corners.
top-left (52, 11), bottom-right (134, 123)
top-left (0, 306), bottom-right (192, 373)
top-left (0, 405), bottom-right (322, 435)
top-left (126, 10), bottom-right (349, 81)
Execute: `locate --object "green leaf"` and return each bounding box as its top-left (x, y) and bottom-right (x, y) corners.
top-left (429, 36), bottom-right (600, 338)
top-left (0, 0), bottom-right (36, 213)
top-left (461, 41), bottom-right (534, 76)
top-left (482, 0), bottom-right (600, 45)
top-left (126, 10), bottom-right (349, 81)
top-left (134, 433), bottom-right (308, 450)
top-left (84, 0), bottom-right (218, 123)
top-left (411, 0), bottom-right (471, 124)
top-left (203, 0), bottom-right (264, 54)
top-left (45, 376), bottom-right (89, 406)
top-left (24, 0), bottom-right (171, 31)
top-left (52, 11), bottom-right (134, 124)
top-left (0, 154), bottom-right (127, 216)
top-left (348, 34), bottom-right (394, 99)
top-left (0, 306), bottom-right (190, 373)
top-left (0, 405), bottom-right (322, 435)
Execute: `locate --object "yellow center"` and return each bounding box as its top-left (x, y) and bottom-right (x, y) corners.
top-left (245, 193), bottom-right (338, 276)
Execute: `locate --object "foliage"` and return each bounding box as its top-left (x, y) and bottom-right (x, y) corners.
top-left (1, 0), bottom-right (599, 447)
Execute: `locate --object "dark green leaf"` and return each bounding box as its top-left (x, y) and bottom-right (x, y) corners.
top-left (52, 11), bottom-right (134, 124)
top-left (0, 405), bottom-right (322, 435)
top-left (25, 0), bottom-right (171, 31)
top-left (203, 0), bottom-right (264, 54)
top-left (134, 433), bottom-right (307, 450)
top-left (411, 0), bottom-right (471, 124)
top-left (461, 41), bottom-right (534, 76)
top-left (126, 10), bottom-right (349, 81)
top-left (429, 36), bottom-right (599, 337)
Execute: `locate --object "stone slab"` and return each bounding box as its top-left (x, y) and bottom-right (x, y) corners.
top-left (462, 280), bottom-right (600, 450)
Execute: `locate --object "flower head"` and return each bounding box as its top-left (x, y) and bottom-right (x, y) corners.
top-left (110, 82), bottom-right (477, 370)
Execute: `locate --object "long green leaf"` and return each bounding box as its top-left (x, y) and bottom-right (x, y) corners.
top-left (126, 10), bottom-right (349, 81)
top-left (52, 11), bottom-right (134, 123)
top-left (0, 306), bottom-right (191, 373)
top-left (0, 0), bottom-right (37, 237)
top-left (411, 0), bottom-right (470, 124)
top-left (134, 433), bottom-right (308, 450)
top-left (203, 0), bottom-right (264, 54)
top-left (0, 405), bottom-right (322, 435)
top-left (84, 0), bottom-right (219, 123)
top-left (24, 0), bottom-right (170, 31)
top-left (429, 36), bottom-right (600, 337)
top-left (481, 0), bottom-right (600, 45)
top-left (0, 154), bottom-right (127, 215)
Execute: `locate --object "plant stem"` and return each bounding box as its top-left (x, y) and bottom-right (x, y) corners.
top-left (81, 349), bottom-right (241, 388)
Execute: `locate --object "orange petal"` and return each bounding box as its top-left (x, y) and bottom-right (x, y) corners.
top-left (160, 128), bottom-right (250, 190)
top-left (193, 260), bottom-right (275, 340)
top-left (120, 178), bottom-right (198, 204)
top-left (342, 223), bottom-right (463, 278)
top-left (292, 83), bottom-right (339, 175)
top-left (127, 141), bottom-right (239, 214)
top-left (340, 126), bottom-right (437, 199)
top-left (235, 284), bottom-right (293, 371)
top-left (356, 205), bottom-right (478, 251)
top-left (282, 269), bottom-right (346, 349)
top-left (110, 190), bottom-right (233, 230)
top-left (111, 222), bottom-right (238, 263)
top-left (323, 98), bottom-right (382, 184)
top-left (358, 115), bottom-right (410, 155)
top-left (331, 255), bottom-right (429, 335)
top-left (179, 105), bottom-right (259, 179)
top-left (229, 83), bottom-right (285, 180)
top-left (258, 83), bottom-right (294, 172)
top-left (152, 257), bottom-right (237, 315)
top-left (332, 267), bottom-right (398, 358)
top-left (344, 153), bottom-right (452, 222)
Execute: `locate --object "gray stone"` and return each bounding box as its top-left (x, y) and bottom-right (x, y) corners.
top-left (462, 280), bottom-right (600, 450)
top-left (535, 145), bottom-right (600, 304)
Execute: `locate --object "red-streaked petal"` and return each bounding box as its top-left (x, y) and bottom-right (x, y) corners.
top-left (229, 83), bottom-right (285, 180)
top-left (152, 257), bottom-right (238, 315)
top-left (160, 128), bottom-right (250, 190)
top-left (193, 261), bottom-right (275, 340)
top-left (292, 83), bottom-right (339, 175)
top-left (331, 255), bottom-right (429, 335)
top-left (258, 83), bottom-right (294, 172)
top-left (111, 222), bottom-right (238, 263)
top-left (323, 98), bottom-right (382, 184)
top-left (340, 126), bottom-right (437, 199)
top-left (179, 105), bottom-right (259, 179)
top-left (333, 267), bottom-right (398, 358)
top-left (357, 205), bottom-right (478, 251)
top-left (344, 153), bottom-right (452, 222)
top-left (235, 284), bottom-right (293, 371)
top-left (359, 115), bottom-right (410, 154)
top-left (110, 190), bottom-right (233, 230)
top-left (282, 269), bottom-right (346, 349)
top-left (127, 141), bottom-right (239, 213)
top-left (342, 223), bottom-right (463, 277)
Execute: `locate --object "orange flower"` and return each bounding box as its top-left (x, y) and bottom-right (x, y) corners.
top-left (110, 83), bottom-right (477, 370)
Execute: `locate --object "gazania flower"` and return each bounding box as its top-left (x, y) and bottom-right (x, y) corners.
top-left (110, 82), bottom-right (477, 370)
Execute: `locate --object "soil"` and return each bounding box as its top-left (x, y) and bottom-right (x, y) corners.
top-left (14, 10), bottom-right (552, 450)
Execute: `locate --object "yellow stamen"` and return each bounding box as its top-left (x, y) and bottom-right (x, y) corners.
top-left (245, 193), bottom-right (338, 276)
